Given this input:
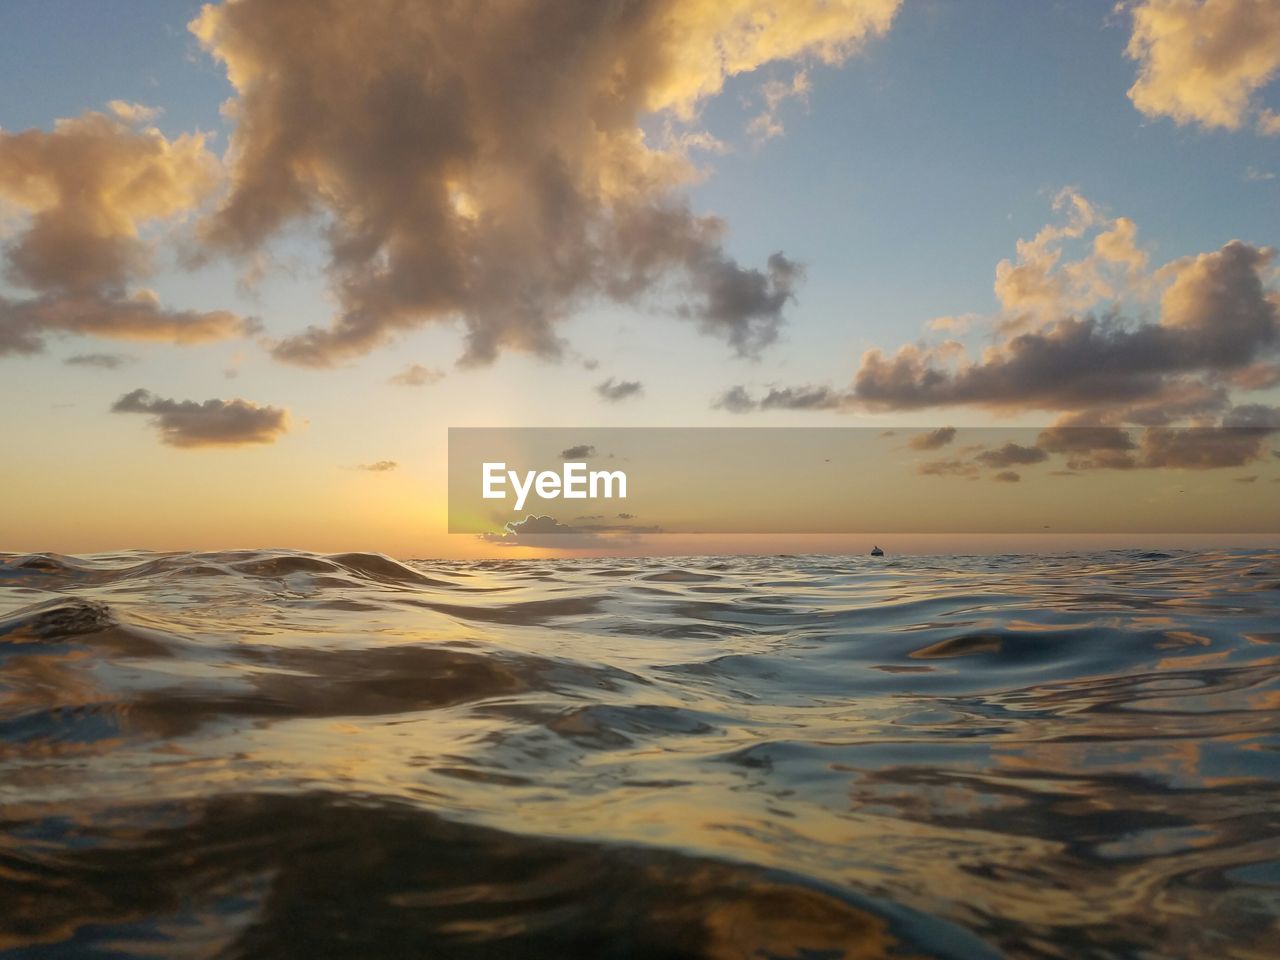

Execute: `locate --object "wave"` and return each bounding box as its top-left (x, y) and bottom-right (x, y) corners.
top-left (2, 548), bottom-right (1279, 957)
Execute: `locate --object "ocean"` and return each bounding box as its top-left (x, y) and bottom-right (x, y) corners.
top-left (2, 549), bottom-right (1278, 958)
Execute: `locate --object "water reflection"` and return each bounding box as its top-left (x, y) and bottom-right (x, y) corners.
top-left (2, 548), bottom-right (1280, 957)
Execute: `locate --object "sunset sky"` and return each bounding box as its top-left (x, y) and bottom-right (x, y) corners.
top-left (2, 0), bottom-right (1278, 556)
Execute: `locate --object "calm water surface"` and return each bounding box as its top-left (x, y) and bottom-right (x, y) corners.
top-left (2, 549), bottom-right (1279, 958)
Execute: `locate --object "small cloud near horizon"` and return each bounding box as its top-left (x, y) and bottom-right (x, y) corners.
top-left (976, 443), bottom-right (1049, 469)
top-left (596, 378), bottom-right (643, 402)
top-left (712, 384), bottom-right (849, 412)
top-left (388, 364), bottom-right (444, 387)
top-left (908, 427), bottom-right (956, 451)
top-left (64, 352), bottom-right (134, 369)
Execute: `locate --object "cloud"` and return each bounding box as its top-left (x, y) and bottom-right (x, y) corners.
top-left (64, 352), bottom-right (134, 369)
top-left (356, 460), bottom-right (398, 472)
top-left (710, 382), bottom-right (848, 412)
top-left (0, 110), bottom-right (251, 356)
top-left (388, 363), bottom-right (444, 387)
top-left (111, 388), bottom-right (290, 447)
top-left (992, 190), bottom-right (1148, 329)
top-left (720, 193), bottom-right (1278, 430)
top-left (1048, 410), bottom-right (1277, 471)
top-left (748, 68), bottom-right (811, 142)
top-left (908, 427), bottom-right (956, 450)
top-left (912, 416), bottom-right (1279, 479)
top-left (760, 383), bottom-right (845, 410)
top-left (1223, 402), bottom-right (1280, 428)
top-left (479, 515), bottom-right (604, 549)
top-left (188, 0), bottom-right (898, 367)
top-left (223, 349), bottom-right (247, 379)
top-left (1227, 362), bottom-right (1280, 390)
top-left (596, 377), bottom-right (643, 402)
top-left (1, 293), bottom-right (250, 357)
top-left (1036, 426), bottom-right (1137, 469)
top-left (677, 251), bottom-right (803, 355)
top-left (713, 385), bottom-right (759, 413)
top-left (561, 444), bottom-right (596, 459)
top-left (1035, 425), bottom-right (1136, 452)
top-left (106, 100), bottom-right (162, 125)
top-left (928, 314), bottom-right (975, 334)
top-left (1125, 0), bottom-right (1280, 135)
top-left (1235, 474), bottom-right (1259, 483)
top-left (1139, 424), bottom-right (1275, 468)
top-left (854, 238), bottom-right (1278, 418)
top-left (1064, 451), bottom-right (1139, 470)
top-left (975, 442), bottom-right (1049, 468)
top-left (917, 457), bottom-right (980, 479)
top-left (491, 515), bottom-right (574, 537)
top-left (477, 513), bottom-right (656, 549)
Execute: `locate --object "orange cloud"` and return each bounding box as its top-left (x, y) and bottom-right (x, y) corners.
top-left (993, 190), bottom-right (1149, 329)
top-left (0, 110), bottom-right (251, 355)
top-left (853, 203), bottom-right (1279, 422)
top-left (188, 0), bottom-right (897, 367)
top-left (1125, 0), bottom-right (1280, 135)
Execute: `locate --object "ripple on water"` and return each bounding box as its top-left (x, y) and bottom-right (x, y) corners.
top-left (1, 547), bottom-right (1279, 959)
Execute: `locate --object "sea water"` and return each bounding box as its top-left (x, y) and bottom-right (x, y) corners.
top-left (2, 549), bottom-right (1279, 958)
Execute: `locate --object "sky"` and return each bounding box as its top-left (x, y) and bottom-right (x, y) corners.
top-left (1, 0), bottom-right (1278, 557)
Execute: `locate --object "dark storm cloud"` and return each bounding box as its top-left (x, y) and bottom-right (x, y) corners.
top-left (111, 388), bottom-right (290, 448)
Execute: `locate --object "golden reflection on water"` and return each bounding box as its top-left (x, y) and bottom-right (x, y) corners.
top-left (3, 548), bottom-right (1280, 957)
